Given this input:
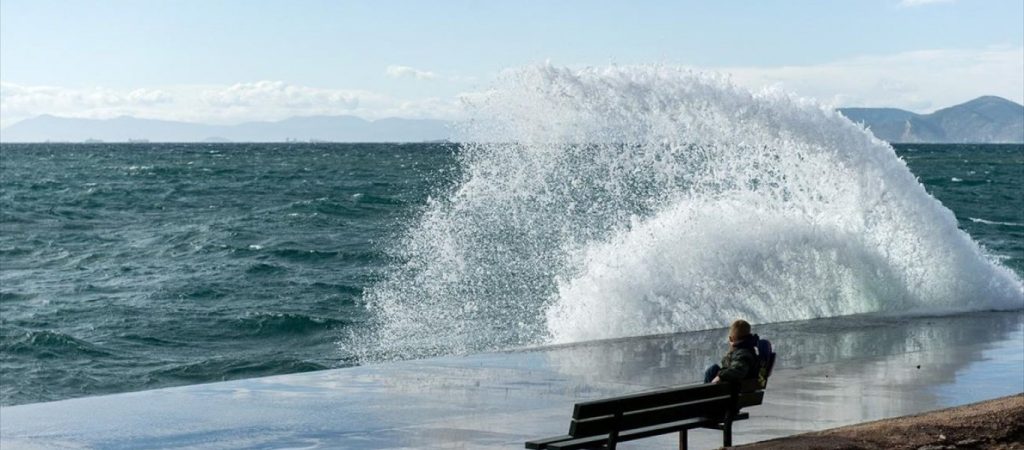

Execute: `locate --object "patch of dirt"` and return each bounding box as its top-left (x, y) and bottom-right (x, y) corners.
top-left (735, 394), bottom-right (1024, 450)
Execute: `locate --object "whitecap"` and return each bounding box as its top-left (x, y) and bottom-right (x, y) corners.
top-left (969, 217), bottom-right (1023, 227)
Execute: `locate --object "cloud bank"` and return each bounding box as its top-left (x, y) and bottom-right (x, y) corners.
top-left (2, 47), bottom-right (1021, 128)
top-left (201, 81), bottom-right (360, 109)
top-left (1, 81), bottom-right (463, 128)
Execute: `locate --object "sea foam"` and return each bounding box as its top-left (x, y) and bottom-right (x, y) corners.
top-left (357, 65), bottom-right (1023, 360)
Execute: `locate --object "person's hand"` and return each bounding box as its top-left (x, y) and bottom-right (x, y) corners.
top-left (711, 376), bottom-right (720, 383)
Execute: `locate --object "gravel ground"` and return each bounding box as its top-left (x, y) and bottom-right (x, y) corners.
top-left (736, 394), bottom-right (1023, 450)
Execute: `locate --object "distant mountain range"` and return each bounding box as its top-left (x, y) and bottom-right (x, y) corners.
top-left (1, 96), bottom-right (1021, 143)
top-left (0, 115), bottom-right (451, 143)
top-left (839, 96), bottom-right (1023, 144)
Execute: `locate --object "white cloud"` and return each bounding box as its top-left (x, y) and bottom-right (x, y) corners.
top-left (125, 88), bottom-right (174, 105)
top-left (0, 82), bottom-right (175, 127)
top-left (201, 81), bottom-right (360, 109)
top-left (898, 0), bottom-right (955, 7)
top-left (385, 65), bottom-right (437, 80)
top-left (717, 47), bottom-right (1024, 112)
top-left (0, 82), bottom-right (172, 110)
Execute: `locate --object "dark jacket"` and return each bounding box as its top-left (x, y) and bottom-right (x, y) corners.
top-left (717, 334), bottom-right (760, 382)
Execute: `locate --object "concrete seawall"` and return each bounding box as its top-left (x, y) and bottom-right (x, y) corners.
top-left (3, 311), bottom-right (1021, 449)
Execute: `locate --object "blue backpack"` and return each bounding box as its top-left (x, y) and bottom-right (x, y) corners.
top-left (755, 338), bottom-right (776, 389)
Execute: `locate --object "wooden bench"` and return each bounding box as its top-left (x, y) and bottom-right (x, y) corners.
top-left (525, 379), bottom-right (763, 449)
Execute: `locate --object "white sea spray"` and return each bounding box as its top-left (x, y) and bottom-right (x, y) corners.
top-left (357, 65), bottom-right (1024, 360)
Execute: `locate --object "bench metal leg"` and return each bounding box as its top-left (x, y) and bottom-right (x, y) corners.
top-left (678, 429), bottom-right (687, 450)
top-left (607, 412), bottom-right (621, 450)
top-left (723, 420), bottom-right (733, 447)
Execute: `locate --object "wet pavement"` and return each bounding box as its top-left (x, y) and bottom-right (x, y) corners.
top-left (2, 311), bottom-right (1022, 449)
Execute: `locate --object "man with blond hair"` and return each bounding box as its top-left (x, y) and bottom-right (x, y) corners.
top-left (704, 319), bottom-right (760, 384)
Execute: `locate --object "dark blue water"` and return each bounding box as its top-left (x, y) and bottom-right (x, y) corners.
top-left (0, 143), bottom-right (1020, 406)
top-left (0, 143), bottom-right (458, 405)
top-left (898, 144), bottom-right (1024, 272)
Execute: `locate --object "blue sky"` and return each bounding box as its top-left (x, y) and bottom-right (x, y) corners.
top-left (1, 0), bottom-right (1022, 126)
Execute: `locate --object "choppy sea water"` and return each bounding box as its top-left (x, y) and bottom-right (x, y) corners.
top-left (0, 143), bottom-right (457, 405)
top-left (0, 142), bottom-right (1020, 406)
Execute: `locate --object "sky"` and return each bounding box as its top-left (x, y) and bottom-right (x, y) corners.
top-left (1, 0), bottom-right (1022, 127)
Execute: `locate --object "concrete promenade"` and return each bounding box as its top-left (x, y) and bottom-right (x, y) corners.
top-left (2, 311), bottom-right (1021, 449)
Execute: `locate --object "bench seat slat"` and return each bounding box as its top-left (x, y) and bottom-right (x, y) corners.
top-left (569, 391), bottom-right (764, 437)
top-left (525, 434), bottom-right (572, 449)
top-left (573, 380), bottom-right (760, 419)
top-left (572, 382), bottom-right (731, 419)
top-left (547, 413), bottom-right (751, 450)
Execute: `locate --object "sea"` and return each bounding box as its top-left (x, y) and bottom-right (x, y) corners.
top-left (2, 69), bottom-right (1022, 407)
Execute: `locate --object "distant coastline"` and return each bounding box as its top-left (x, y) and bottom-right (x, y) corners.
top-left (839, 96), bottom-right (1023, 144)
top-left (2, 96), bottom-right (1021, 144)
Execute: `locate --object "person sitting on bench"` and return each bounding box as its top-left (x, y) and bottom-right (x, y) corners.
top-left (704, 319), bottom-right (760, 384)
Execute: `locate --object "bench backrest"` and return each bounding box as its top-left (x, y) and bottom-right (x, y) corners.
top-left (568, 380), bottom-right (763, 438)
